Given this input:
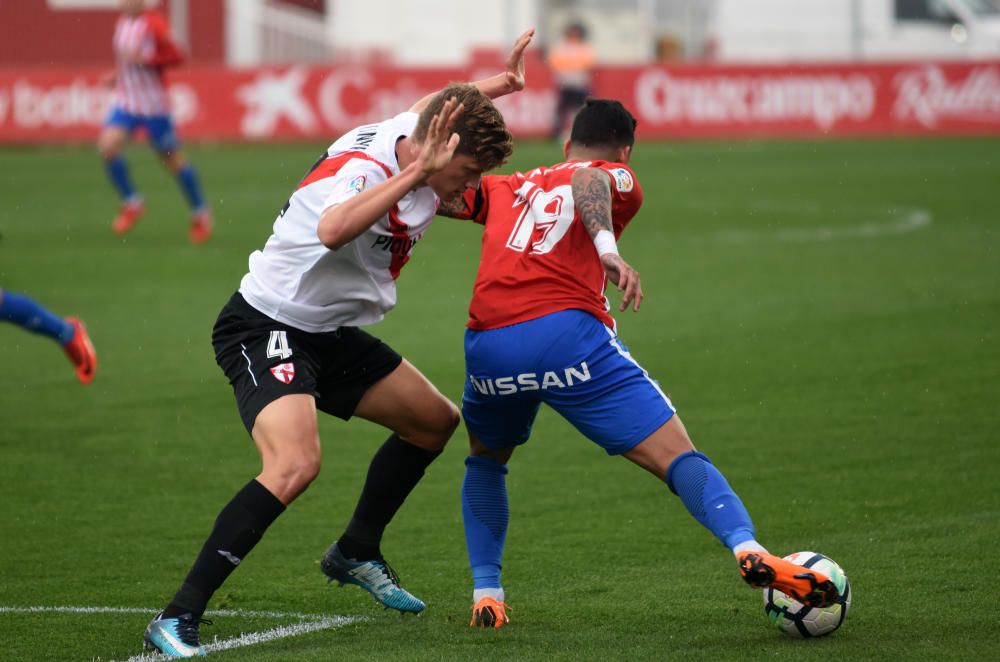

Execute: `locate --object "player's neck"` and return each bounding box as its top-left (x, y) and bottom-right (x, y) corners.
top-left (396, 137), bottom-right (416, 171)
top-left (566, 147), bottom-right (620, 163)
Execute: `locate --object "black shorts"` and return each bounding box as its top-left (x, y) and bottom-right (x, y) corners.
top-left (212, 292), bottom-right (403, 433)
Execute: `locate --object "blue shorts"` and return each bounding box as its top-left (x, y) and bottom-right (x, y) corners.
top-left (104, 106), bottom-right (179, 153)
top-left (462, 309), bottom-right (676, 455)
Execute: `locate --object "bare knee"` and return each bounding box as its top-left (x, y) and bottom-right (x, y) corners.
top-left (259, 446), bottom-right (321, 504)
top-left (161, 150), bottom-right (185, 173)
top-left (98, 141), bottom-right (118, 161)
top-left (468, 429), bottom-right (514, 464)
top-left (406, 398), bottom-right (460, 451)
top-left (623, 415), bottom-right (696, 479)
top-left (98, 131), bottom-right (124, 161)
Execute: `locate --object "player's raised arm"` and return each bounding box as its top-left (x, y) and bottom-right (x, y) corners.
top-left (409, 28), bottom-right (535, 112)
top-left (572, 167), bottom-right (643, 312)
top-left (318, 98), bottom-right (464, 249)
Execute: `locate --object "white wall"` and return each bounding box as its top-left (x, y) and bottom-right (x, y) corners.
top-left (712, 0), bottom-right (857, 61)
top-left (711, 0), bottom-right (1000, 61)
top-left (328, 0), bottom-right (539, 65)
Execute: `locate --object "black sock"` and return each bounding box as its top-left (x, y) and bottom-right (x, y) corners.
top-left (162, 479), bottom-right (285, 619)
top-left (337, 434), bottom-right (441, 560)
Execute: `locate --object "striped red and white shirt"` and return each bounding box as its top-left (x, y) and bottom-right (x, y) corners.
top-left (111, 10), bottom-right (183, 116)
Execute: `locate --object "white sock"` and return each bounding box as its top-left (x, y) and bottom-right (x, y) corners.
top-left (732, 540), bottom-right (768, 555)
top-left (473, 587), bottom-right (505, 603)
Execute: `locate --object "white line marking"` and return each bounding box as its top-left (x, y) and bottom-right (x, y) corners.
top-left (0, 605), bottom-right (336, 619)
top-left (0, 605), bottom-right (365, 660)
top-left (715, 207), bottom-right (932, 243)
top-left (118, 617), bottom-right (359, 662)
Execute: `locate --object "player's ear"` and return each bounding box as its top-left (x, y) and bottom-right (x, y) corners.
top-left (618, 145), bottom-right (632, 164)
top-left (563, 139), bottom-right (572, 160)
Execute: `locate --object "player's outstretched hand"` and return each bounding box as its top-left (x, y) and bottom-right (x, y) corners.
top-left (417, 96), bottom-right (464, 178)
top-left (504, 28), bottom-right (535, 93)
top-left (601, 253), bottom-right (643, 312)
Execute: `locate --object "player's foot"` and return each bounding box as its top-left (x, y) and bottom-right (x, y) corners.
top-left (112, 199), bottom-right (145, 235)
top-left (189, 209), bottom-right (213, 244)
top-left (320, 541), bottom-right (426, 614)
top-left (737, 551), bottom-right (839, 608)
top-left (470, 596), bottom-right (509, 629)
top-left (143, 611), bottom-right (208, 658)
top-left (62, 317), bottom-right (97, 384)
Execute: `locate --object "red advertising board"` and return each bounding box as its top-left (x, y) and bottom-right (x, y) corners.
top-left (1, 61), bottom-right (998, 143)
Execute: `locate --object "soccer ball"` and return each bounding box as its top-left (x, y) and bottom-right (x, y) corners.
top-left (762, 551), bottom-right (852, 638)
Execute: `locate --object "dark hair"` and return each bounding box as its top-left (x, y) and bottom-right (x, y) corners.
top-left (412, 83), bottom-right (512, 171)
top-left (569, 98), bottom-right (637, 149)
top-left (566, 22), bottom-right (588, 40)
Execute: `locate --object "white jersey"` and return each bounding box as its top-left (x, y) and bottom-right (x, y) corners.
top-left (239, 112), bottom-right (439, 333)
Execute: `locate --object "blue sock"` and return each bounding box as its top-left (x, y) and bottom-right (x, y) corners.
top-left (0, 291), bottom-right (74, 345)
top-left (665, 451), bottom-right (756, 550)
top-left (176, 164), bottom-right (206, 212)
top-left (104, 156), bottom-right (137, 201)
top-left (462, 456), bottom-right (509, 590)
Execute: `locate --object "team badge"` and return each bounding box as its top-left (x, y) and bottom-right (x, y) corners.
top-left (270, 362), bottom-right (296, 384)
top-left (348, 174), bottom-right (367, 194)
top-left (609, 168), bottom-right (634, 193)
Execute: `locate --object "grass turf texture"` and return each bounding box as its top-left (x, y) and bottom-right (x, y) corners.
top-left (0, 138), bottom-right (997, 661)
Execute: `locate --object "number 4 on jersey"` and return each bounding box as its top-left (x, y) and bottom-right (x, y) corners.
top-left (266, 330), bottom-right (293, 359)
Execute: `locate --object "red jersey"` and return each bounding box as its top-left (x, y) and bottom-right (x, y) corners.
top-left (111, 10), bottom-right (183, 116)
top-left (458, 160), bottom-right (643, 330)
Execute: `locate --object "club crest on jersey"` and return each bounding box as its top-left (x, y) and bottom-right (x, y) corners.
top-left (348, 174), bottom-right (367, 194)
top-left (270, 362), bottom-right (295, 384)
top-left (609, 168), bottom-right (634, 193)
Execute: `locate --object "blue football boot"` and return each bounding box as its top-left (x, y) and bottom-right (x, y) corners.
top-left (321, 541), bottom-right (426, 614)
top-left (143, 611), bottom-right (208, 658)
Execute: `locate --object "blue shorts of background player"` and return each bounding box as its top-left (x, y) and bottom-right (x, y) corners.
top-left (104, 106), bottom-right (180, 153)
top-left (99, 105), bottom-right (211, 243)
top-left (462, 309), bottom-right (674, 455)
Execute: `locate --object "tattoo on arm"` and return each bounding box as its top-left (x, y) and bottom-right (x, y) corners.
top-left (572, 168), bottom-right (613, 238)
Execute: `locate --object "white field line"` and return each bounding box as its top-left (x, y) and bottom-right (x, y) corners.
top-left (715, 207), bottom-right (932, 243)
top-left (118, 617), bottom-right (359, 662)
top-left (0, 605), bottom-right (365, 661)
top-left (0, 605), bottom-right (335, 619)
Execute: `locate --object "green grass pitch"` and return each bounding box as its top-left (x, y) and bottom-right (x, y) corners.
top-left (0, 137), bottom-right (997, 660)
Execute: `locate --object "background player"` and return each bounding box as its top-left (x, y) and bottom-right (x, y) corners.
top-left (98, 0), bottom-right (212, 243)
top-left (441, 99), bottom-right (841, 628)
top-left (546, 22), bottom-right (595, 140)
top-left (0, 288), bottom-right (96, 384)
top-left (142, 30), bottom-right (532, 658)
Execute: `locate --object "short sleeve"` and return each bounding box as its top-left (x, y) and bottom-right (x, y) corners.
top-left (321, 158), bottom-right (391, 211)
top-left (601, 164), bottom-right (643, 233)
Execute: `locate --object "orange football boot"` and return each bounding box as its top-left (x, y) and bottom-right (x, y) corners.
top-left (62, 317), bottom-right (97, 384)
top-left (470, 596), bottom-right (510, 629)
top-left (189, 209), bottom-right (213, 244)
top-left (112, 199), bottom-right (145, 235)
top-left (737, 551), bottom-right (839, 608)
